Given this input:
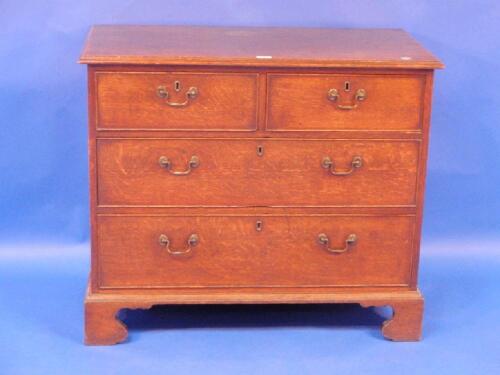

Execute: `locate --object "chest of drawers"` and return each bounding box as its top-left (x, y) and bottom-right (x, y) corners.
top-left (80, 25), bottom-right (443, 345)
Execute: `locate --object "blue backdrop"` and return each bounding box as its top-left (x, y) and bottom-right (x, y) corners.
top-left (1, 0), bottom-right (499, 244)
top-left (1, 2), bottom-right (499, 374)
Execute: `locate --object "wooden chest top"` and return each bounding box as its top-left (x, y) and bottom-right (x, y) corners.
top-left (79, 25), bottom-right (443, 69)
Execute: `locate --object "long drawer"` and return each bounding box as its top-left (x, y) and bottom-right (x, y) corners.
top-left (97, 139), bottom-right (419, 207)
top-left (97, 215), bottom-right (415, 288)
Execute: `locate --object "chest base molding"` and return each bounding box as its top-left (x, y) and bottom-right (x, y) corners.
top-left (84, 282), bottom-right (423, 345)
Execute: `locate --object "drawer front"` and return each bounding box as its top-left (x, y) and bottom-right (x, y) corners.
top-left (97, 139), bottom-right (419, 207)
top-left (95, 72), bottom-right (258, 130)
top-left (98, 215), bottom-right (415, 288)
top-left (267, 74), bottom-right (424, 131)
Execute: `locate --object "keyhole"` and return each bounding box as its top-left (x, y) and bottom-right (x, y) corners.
top-left (174, 80), bottom-right (181, 92)
top-left (257, 145), bottom-right (264, 157)
top-left (344, 81), bottom-right (350, 92)
top-left (256, 220), bottom-right (263, 232)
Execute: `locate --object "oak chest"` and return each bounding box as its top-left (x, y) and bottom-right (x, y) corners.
top-left (80, 25), bottom-right (443, 345)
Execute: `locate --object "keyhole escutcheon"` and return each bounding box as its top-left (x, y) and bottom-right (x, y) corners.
top-left (256, 220), bottom-right (263, 232)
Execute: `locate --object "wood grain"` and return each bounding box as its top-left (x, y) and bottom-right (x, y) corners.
top-left (96, 214), bottom-right (415, 289)
top-left (361, 292), bottom-right (424, 341)
top-left (410, 71), bottom-right (434, 288)
top-left (85, 290), bottom-right (152, 345)
top-left (79, 25), bottom-right (443, 69)
top-left (84, 285), bottom-right (424, 344)
top-left (267, 73), bottom-right (424, 131)
top-left (81, 26), bottom-right (441, 344)
top-left (96, 71), bottom-right (258, 130)
top-left (96, 138), bottom-right (419, 207)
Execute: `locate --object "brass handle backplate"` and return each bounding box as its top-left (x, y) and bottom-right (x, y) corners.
top-left (322, 156), bottom-right (363, 176)
top-left (159, 155), bottom-right (199, 175)
top-left (157, 85), bottom-right (198, 107)
top-left (327, 88), bottom-right (366, 110)
top-left (159, 233), bottom-right (199, 256)
top-left (317, 233), bottom-right (357, 254)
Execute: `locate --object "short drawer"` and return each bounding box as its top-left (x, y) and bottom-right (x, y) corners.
top-left (97, 139), bottom-right (419, 207)
top-left (95, 72), bottom-right (258, 130)
top-left (267, 73), bottom-right (424, 131)
top-left (97, 215), bottom-right (415, 288)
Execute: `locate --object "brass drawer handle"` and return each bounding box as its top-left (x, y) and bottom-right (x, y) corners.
top-left (327, 88), bottom-right (366, 110)
top-left (322, 156), bottom-right (362, 176)
top-left (157, 85), bottom-right (199, 107)
top-left (317, 233), bottom-right (357, 254)
top-left (159, 233), bottom-right (199, 256)
top-left (159, 155), bottom-right (199, 175)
